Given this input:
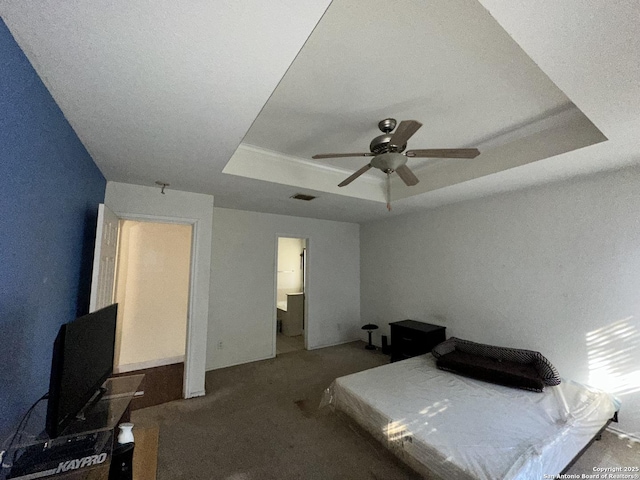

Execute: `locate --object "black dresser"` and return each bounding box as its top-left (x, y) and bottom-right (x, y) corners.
top-left (389, 320), bottom-right (446, 362)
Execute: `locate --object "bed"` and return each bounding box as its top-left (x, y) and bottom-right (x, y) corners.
top-left (323, 353), bottom-right (619, 480)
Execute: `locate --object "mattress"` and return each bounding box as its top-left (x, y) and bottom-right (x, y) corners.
top-left (323, 354), bottom-right (619, 480)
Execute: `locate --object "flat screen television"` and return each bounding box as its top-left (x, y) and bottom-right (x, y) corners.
top-left (45, 304), bottom-right (117, 438)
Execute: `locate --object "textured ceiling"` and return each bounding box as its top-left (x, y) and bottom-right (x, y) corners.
top-left (229, 0), bottom-right (605, 202)
top-left (243, 0), bottom-right (573, 172)
top-left (2, 0), bottom-right (639, 223)
top-left (0, 0), bottom-right (332, 195)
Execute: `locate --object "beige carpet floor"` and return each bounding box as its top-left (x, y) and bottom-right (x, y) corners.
top-left (132, 342), bottom-right (639, 480)
top-left (276, 333), bottom-right (305, 355)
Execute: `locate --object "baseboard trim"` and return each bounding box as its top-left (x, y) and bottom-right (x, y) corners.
top-left (206, 340), bottom-right (365, 371)
top-left (115, 355), bottom-right (184, 374)
top-left (307, 338), bottom-right (361, 351)
top-left (207, 353), bottom-right (274, 372)
top-left (186, 389), bottom-right (206, 399)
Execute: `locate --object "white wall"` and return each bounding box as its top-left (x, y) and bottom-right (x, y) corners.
top-left (208, 208), bottom-right (360, 370)
top-left (361, 165), bottom-right (640, 438)
top-left (114, 221), bottom-right (191, 370)
top-left (277, 237), bottom-right (305, 303)
top-left (105, 182), bottom-right (213, 398)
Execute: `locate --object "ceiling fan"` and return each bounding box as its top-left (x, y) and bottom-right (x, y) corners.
top-left (312, 118), bottom-right (480, 210)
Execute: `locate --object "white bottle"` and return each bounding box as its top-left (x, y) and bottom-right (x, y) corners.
top-left (117, 423), bottom-right (135, 444)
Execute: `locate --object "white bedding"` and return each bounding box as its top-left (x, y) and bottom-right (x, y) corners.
top-left (324, 354), bottom-right (619, 480)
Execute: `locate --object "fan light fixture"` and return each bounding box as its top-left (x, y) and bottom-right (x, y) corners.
top-left (312, 118), bottom-right (480, 211)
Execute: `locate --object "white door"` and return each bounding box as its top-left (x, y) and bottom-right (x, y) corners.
top-left (89, 204), bottom-right (119, 312)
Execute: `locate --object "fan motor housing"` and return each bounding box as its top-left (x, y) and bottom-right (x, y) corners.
top-left (370, 134), bottom-right (407, 154)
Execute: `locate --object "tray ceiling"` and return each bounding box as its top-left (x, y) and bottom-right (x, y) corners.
top-left (3, 0), bottom-right (639, 222)
top-left (227, 0), bottom-right (605, 203)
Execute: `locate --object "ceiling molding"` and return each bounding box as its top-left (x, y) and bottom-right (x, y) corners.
top-left (473, 102), bottom-right (583, 152)
top-left (391, 107), bottom-right (607, 200)
top-left (226, 104), bottom-right (606, 204)
top-left (223, 144), bottom-right (385, 202)
top-left (239, 143), bottom-right (381, 181)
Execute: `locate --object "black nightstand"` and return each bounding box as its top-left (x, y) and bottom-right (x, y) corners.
top-left (389, 320), bottom-right (446, 362)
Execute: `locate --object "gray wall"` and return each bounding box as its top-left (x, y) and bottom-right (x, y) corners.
top-left (361, 165), bottom-right (640, 437)
top-left (105, 182), bottom-right (214, 398)
top-left (209, 208), bottom-right (361, 370)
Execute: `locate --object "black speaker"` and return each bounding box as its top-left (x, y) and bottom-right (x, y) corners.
top-left (381, 335), bottom-right (390, 355)
top-left (109, 443), bottom-right (134, 480)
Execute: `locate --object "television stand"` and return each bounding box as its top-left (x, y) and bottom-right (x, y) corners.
top-left (1, 375), bottom-right (143, 480)
top-left (75, 387), bottom-right (108, 422)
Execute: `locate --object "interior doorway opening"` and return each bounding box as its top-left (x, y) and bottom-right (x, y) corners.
top-left (113, 219), bottom-right (193, 407)
top-left (275, 237), bottom-right (307, 355)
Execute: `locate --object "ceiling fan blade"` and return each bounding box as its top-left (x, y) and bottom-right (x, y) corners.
top-left (338, 164), bottom-right (372, 187)
top-left (405, 148), bottom-right (480, 158)
top-left (312, 152), bottom-right (374, 159)
top-left (395, 164), bottom-right (420, 186)
top-left (389, 120), bottom-right (423, 147)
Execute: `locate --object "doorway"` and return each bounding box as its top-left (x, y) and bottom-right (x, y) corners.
top-left (113, 219), bottom-right (193, 408)
top-left (275, 237), bottom-right (307, 355)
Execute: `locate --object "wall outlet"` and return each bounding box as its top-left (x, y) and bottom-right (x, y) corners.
top-left (217, 341), bottom-right (223, 350)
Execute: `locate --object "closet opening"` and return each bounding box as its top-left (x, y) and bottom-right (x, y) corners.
top-left (113, 219), bottom-right (193, 408)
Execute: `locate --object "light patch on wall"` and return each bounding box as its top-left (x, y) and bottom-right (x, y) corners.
top-left (276, 237), bottom-right (305, 304)
top-left (587, 316), bottom-right (640, 396)
top-left (114, 220), bottom-right (193, 370)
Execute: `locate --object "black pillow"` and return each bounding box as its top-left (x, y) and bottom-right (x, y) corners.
top-left (432, 337), bottom-right (561, 386)
top-left (436, 350), bottom-right (546, 392)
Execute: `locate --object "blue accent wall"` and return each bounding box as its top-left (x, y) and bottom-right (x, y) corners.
top-left (0, 19), bottom-right (106, 440)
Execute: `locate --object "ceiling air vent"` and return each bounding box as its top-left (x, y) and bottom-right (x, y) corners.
top-left (290, 193), bottom-right (317, 201)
